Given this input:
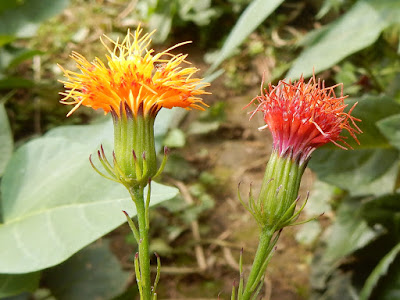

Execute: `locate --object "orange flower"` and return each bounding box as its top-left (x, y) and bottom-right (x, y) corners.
top-left (59, 26), bottom-right (209, 117)
top-left (249, 74), bottom-right (362, 164)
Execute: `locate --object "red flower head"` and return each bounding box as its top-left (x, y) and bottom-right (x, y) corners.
top-left (249, 74), bottom-right (362, 165)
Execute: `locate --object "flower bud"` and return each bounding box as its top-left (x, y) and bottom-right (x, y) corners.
top-left (247, 74), bottom-right (362, 230)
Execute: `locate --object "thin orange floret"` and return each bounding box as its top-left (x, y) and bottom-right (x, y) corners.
top-left (59, 26), bottom-right (209, 117)
top-left (249, 74), bottom-right (362, 163)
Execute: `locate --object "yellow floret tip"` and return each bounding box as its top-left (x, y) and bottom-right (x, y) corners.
top-left (59, 25), bottom-right (209, 117)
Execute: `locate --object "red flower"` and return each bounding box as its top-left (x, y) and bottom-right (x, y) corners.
top-left (249, 74), bottom-right (362, 164)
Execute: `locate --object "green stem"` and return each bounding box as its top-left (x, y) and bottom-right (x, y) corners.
top-left (241, 227), bottom-right (275, 300)
top-left (132, 186), bottom-right (151, 300)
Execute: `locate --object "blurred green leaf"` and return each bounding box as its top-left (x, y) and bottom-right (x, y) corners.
top-left (45, 119), bottom-right (114, 145)
top-left (309, 95), bottom-right (400, 196)
top-left (188, 120), bottom-right (220, 135)
top-left (181, 184), bottom-right (215, 223)
top-left (163, 153), bottom-right (197, 180)
top-left (7, 49), bottom-right (42, 70)
top-left (207, 0), bottom-right (284, 73)
top-left (0, 77), bottom-right (34, 89)
top-left (317, 0), bottom-right (346, 19)
top-left (199, 101), bottom-right (226, 122)
top-left (154, 109), bottom-right (176, 148)
top-left (361, 193), bottom-right (400, 233)
top-left (305, 180), bottom-right (337, 216)
top-left (44, 240), bottom-right (129, 300)
top-left (334, 62), bottom-right (362, 95)
top-left (0, 1), bottom-right (19, 14)
top-left (148, 13), bottom-right (173, 44)
top-left (295, 220), bottom-right (321, 246)
top-left (0, 46), bottom-right (43, 72)
top-left (370, 257), bottom-right (400, 300)
top-left (288, 0), bottom-right (400, 79)
top-left (0, 119), bottom-right (178, 273)
top-left (377, 114), bottom-right (400, 151)
top-left (0, 36), bottom-right (15, 47)
top-left (178, 0), bottom-right (218, 26)
top-left (111, 285), bottom-right (139, 300)
top-left (311, 148), bottom-right (398, 196)
top-left (150, 238), bottom-right (174, 256)
top-left (323, 198), bottom-right (381, 263)
top-left (0, 272), bottom-right (40, 298)
top-left (163, 128), bottom-right (186, 148)
top-left (310, 198), bottom-right (383, 292)
top-left (0, 103), bottom-right (13, 176)
top-left (360, 242), bottom-right (400, 300)
top-left (0, 0), bottom-right (70, 38)
top-left (314, 271), bottom-right (356, 300)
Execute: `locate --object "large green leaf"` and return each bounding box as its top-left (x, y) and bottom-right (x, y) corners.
top-left (287, 0), bottom-right (400, 79)
top-left (0, 1), bottom-right (19, 14)
top-left (371, 258), bottom-right (400, 300)
top-left (0, 118), bottom-right (178, 274)
top-left (377, 114), bottom-right (400, 151)
top-left (207, 0), bottom-right (284, 73)
top-left (44, 240), bottom-right (129, 300)
top-left (0, 0), bottom-right (70, 38)
top-left (361, 193), bottom-right (400, 232)
top-left (0, 46), bottom-right (42, 72)
top-left (324, 199), bottom-right (380, 264)
top-left (0, 36), bottom-right (15, 48)
top-left (309, 95), bottom-right (400, 196)
top-left (0, 77), bottom-right (34, 89)
top-left (0, 102), bottom-right (13, 176)
top-left (0, 272), bottom-right (40, 298)
top-left (315, 271), bottom-right (357, 300)
top-left (311, 198), bottom-right (383, 290)
top-left (360, 242), bottom-right (400, 300)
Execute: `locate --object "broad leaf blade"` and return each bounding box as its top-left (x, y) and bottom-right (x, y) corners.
top-left (0, 272), bottom-right (40, 298)
top-left (287, 0), bottom-right (400, 79)
top-left (44, 240), bottom-right (129, 300)
top-left (309, 95), bottom-right (400, 196)
top-left (0, 77), bottom-right (34, 89)
top-left (0, 0), bottom-right (70, 38)
top-left (324, 199), bottom-right (380, 263)
top-left (0, 102), bottom-right (13, 176)
top-left (208, 0), bottom-right (284, 73)
top-left (361, 193), bottom-right (400, 231)
top-left (311, 198), bottom-right (383, 290)
top-left (0, 119), bottom-right (178, 274)
top-left (377, 114), bottom-right (400, 151)
top-left (360, 243), bottom-right (400, 300)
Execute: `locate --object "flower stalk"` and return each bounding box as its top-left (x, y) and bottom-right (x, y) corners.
top-left (132, 186), bottom-right (152, 300)
top-left (240, 228), bottom-right (275, 299)
top-left (235, 73), bottom-right (362, 299)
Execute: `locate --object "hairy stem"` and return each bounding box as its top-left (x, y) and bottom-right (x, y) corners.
top-left (131, 186), bottom-right (151, 300)
top-left (241, 227), bottom-right (275, 300)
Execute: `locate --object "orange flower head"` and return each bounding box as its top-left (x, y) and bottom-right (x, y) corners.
top-left (249, 74), bottom-right (362, 164)
top-left (59, 26), bottom-right (209, 117)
